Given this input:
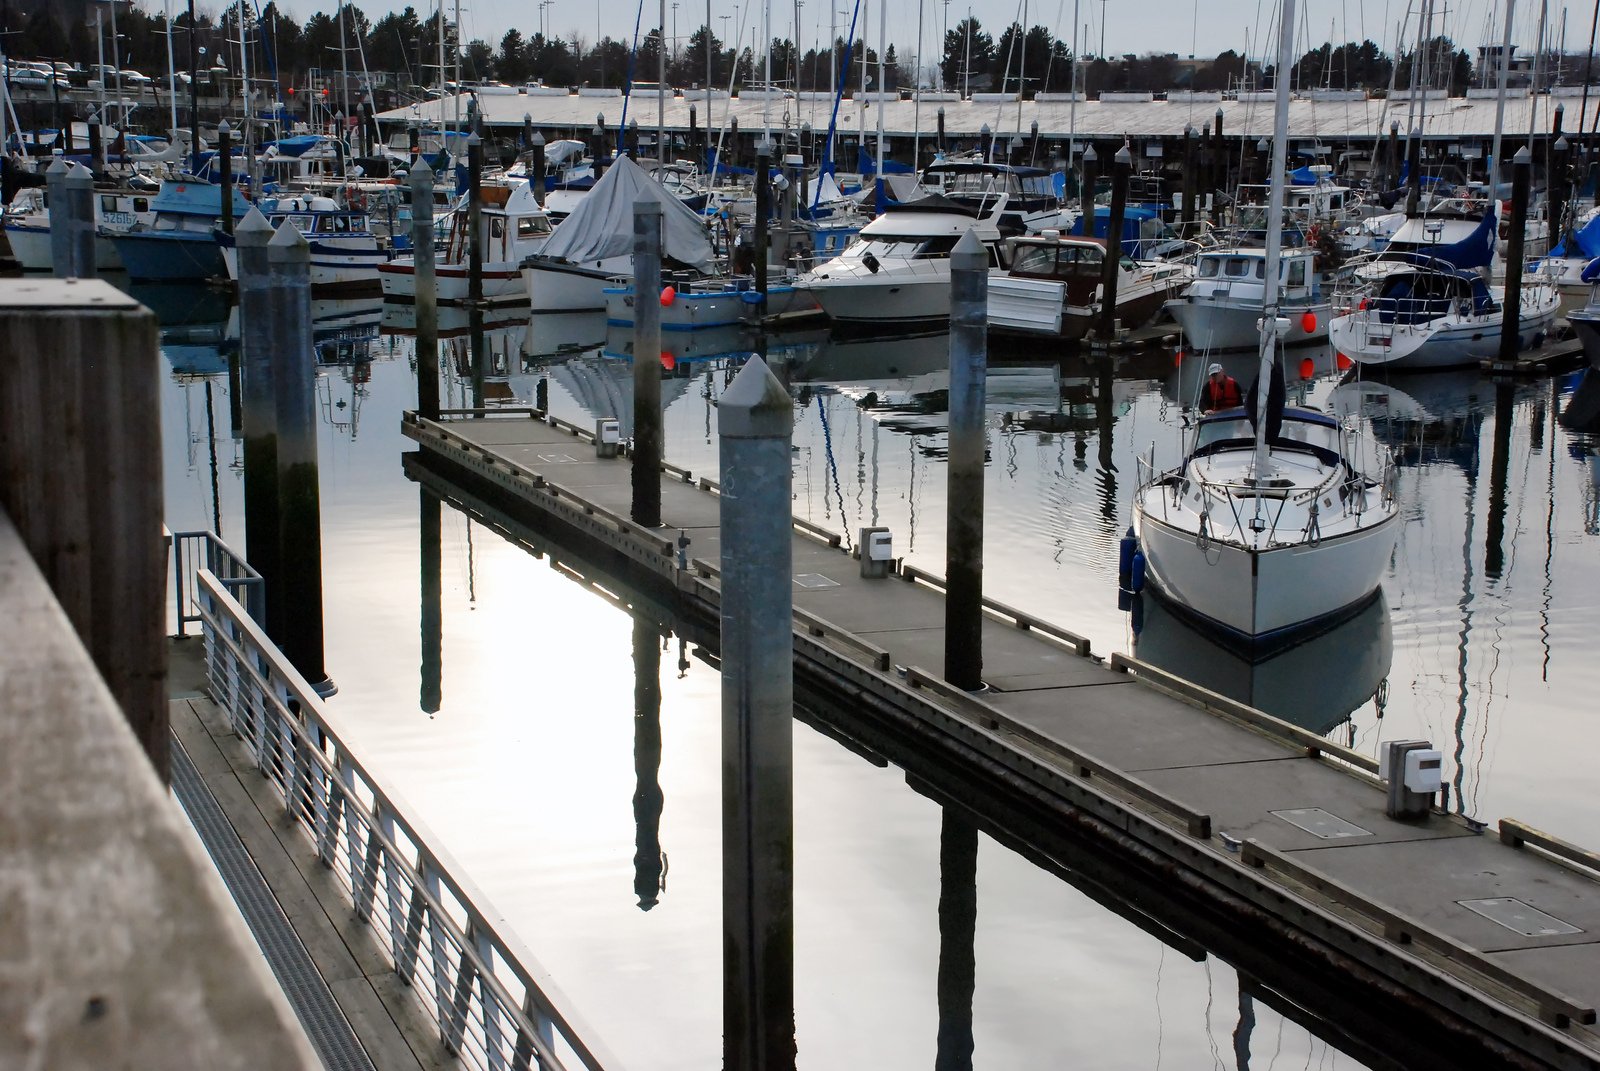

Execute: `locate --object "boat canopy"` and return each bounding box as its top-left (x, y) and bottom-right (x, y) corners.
top-left (1552, 214), bottom-right (1600, 261)
top-left (1370, 263), bottom-right (1497, 324)
top-left (1415, 207), bottom-right (1497, 270)
top-left (537, 155), bottom-right (713, 272)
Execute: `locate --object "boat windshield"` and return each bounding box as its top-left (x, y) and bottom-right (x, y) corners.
top-left (1195, 413), bottom-right (1341, 456)
top-left (1011, 242), bottom-right (1103, 278)
top-left (845, 235), bottom-right (961, 260)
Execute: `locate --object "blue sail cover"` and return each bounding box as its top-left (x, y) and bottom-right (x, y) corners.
top-left (855, 146), bottom-right (914, 177)
top-left (1552, 214), bottom-right (1600, 260)
top-left (1425, 207), bottom-right (1498, 270)
top-left (1290, 165), bottom-right (1318, 185)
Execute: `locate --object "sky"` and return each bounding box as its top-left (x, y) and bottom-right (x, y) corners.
top-left (269, 0), bottom-right (1573, 74)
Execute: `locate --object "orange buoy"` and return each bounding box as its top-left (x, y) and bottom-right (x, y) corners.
top-left (1300, 310), bottom-right (1318, 334)
top-left (1173, 349), bottom-right (1184, 367)
top-left (1336, 352), bottom-right (1353, 370)
top-left (1299, 356), bottom-right (1315, 379)
top-left (660, 285), bottom-right (677, 306)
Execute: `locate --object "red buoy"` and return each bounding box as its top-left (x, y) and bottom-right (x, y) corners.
top-left (660, 285), bottom-right (677, 306)
top-left (660, 351), bottom-right (676, 370)
top-left (1300, 310), bottom-right (1318, 334)
top-left (1336, 352), bottom-right (1353, 370)
top-left (1173, 349), bottom-right (1184, 368)
top-left (1299, 356), bottom-right (1315, 379)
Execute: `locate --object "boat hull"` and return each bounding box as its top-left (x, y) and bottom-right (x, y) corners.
top-left (799, 271), bottom-right (954, 326)
top-left (4, 222), bottom-right (123, 272)
top-left (220, 237), bottom-right (388, 293)
top-left (1567, 307), bottom-right (1600, 368)
top-left (603, 284), bottom-right (816, 329)
top-left (112, 230), bottom-right (228, 282)
top-left (379, 259), bottom-right (526, 303)
top-left (1168, 295), bottom-right (1330, 351)
top-left (523, 259), bottom-right (620, 313)
top-left (1134, 504), bottom-right (1398, 645)
top-left (1329, 295), bottom-right (1560, 370)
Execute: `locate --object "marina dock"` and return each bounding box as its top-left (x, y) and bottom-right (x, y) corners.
top-left (404, 403), bottom-right (1600, 1071)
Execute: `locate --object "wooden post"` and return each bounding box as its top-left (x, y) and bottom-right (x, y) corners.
top-left (1098, 145), bottom-right (1132, 340)
top-left (945, 229), bottom-right (988, 691)
top-left (0, 279), bottom-right (166, 778)
top-left (1499, 147), bottom-right (1532, 363)
top-left (632, 201), bottom-right (664, 527)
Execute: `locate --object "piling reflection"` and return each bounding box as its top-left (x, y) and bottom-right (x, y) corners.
top-left (1485, 383), bottom-right (1515, 581)
top-left (419, 485), bottom-right (442, 716)
top-left (935, 811), bottom-right (978, 1071)
top-left (632, 616), bottom-right (665, 911)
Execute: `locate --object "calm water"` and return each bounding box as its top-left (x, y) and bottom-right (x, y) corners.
top-left (153, 283), bottom-right (1600, 1069)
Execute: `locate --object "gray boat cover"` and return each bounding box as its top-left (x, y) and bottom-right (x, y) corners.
top-left (537, 155), bottom-right (714, 271)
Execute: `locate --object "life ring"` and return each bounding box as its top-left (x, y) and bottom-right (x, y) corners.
top-left (347, 189), bottom-right (367, 212)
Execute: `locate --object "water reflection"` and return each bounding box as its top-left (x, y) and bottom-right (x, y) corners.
top-left (1132, 591), bottom-right (1393, 735)
top-left (420, 486), bottom-right (442, 716)
top-left (633, 616), bottom-right (665, 912)
top-left (935, 811), bottom-right (977, 1071)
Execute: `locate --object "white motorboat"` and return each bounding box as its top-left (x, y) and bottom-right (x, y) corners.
top-left (522, 156), bottom-right (716, 313)
top-left (1131, 0), bottom-right (1400, 647)
top-left (380, 182), bottom-right (552, 303)
top-left (988, 231), bottom-right (1192, 340)
top-left (217, 196), bottom-right (388, 293)
top-left (1166, 245), bottom-right (1330, 352)
top-left (795, 194), bottom-right (1005, 326)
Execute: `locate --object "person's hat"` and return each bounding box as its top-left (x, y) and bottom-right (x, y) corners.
top-left (1208, 363), bottom-right (1223, 376)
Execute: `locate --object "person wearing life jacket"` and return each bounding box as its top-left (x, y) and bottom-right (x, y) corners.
top-left (1201, 363), bottom-right (1243, 412)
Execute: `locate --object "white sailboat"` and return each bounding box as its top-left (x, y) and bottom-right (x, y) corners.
top-left (1130, 0), bottom-right (1401, 647)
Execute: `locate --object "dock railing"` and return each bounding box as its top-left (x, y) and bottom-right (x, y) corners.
top-left (190, 567), bottom-right (619, 1071)
top-left (168, 526), bottom-right (265, 636)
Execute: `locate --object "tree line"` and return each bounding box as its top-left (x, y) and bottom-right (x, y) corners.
top-left (0, 1), bottom-right (1498, 100)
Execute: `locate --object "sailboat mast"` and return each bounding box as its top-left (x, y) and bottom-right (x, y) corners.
top-left (1492, 0), bottom-right (1518, 190)
top-left (165, 0), bottom-right (179, 138)
top-left (1253, 0), bottom-right (1296, 485)
top-left (239, 0), bottom-right (252, 174)
top-left (875, 0), bottom-right (885, 182)
top-left (659, 0), bottom-right (667, 162)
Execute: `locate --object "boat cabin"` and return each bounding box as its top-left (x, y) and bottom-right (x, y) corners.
top-left (920, 162), bottom-right (1059, 235)
top-left (1366, 263), bottom-right (1497, 324)
top-left (442, 182), bottom-right (552, 264)
top-left (1193, 248), bottom-right (1320, 300)
top-left (258, 196), bottom-right (371, 237)
top-left (1193, 405), bottom-right (1345, 466)
top-left (1006, 234), bottom-right (1131, 302)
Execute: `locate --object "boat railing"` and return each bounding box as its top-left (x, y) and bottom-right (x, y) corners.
top-left (189, 567), bottom-right (620, 1071)
top-left (168, 526), bottom-right (263, 637)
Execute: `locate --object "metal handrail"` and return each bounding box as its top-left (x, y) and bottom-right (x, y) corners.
top-left (170, 528), bottom-right (264, 637)
top-left (192, 568), bottom-right (620, 1071)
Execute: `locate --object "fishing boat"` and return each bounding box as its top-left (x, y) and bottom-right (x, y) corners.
top-left (521, 156), bottom-right (715, 313)
top-left (3, 184), bottom-right (155, 272)
top-left (1130, 0), bottom-right (1400, 647)
top-left (216, 196), bottom-right (389, 293)
top-left (109, 178), bottom-right (252, 282)
top-left (1329, 209), bottom-right (1561, 370)
top-left (794, 194), bottom-right (1005, 327)
top-left (602, 273), bottom-right (816, 330)
top-left (987, 231), bottom-right (1192, 340)
top-left (380, 181), bottom-right (552, 303)
top-left (1166, 245), bottom-right (1330, 352)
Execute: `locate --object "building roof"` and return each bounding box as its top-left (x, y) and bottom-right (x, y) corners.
top-left (377, 88), bottom-right (1589, 143)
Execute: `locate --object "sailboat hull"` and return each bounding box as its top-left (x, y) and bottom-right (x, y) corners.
top-left (1134, 506), bottom-right (1398, 645)
top-left (1329, 292), bottom-right (1560, 370)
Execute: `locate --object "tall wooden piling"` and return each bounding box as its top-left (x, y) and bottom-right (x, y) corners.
top-left (755, 139), bottom-right (772, 298)
top-left (945, 230), bottom-right (988, 692)
top-left (530, 130), bottom-right (546, 204)
top-left (1499, 147), bottom-right (1532, 363)
top-left (236, 208), bottom-right (280, 620)
top-left (1404, 126), bottom-right (1422, 217)
top-left (1078, 145), bottom-right (1098, 231)
top-left (268, 223), bottom-right (334, 696)
top-left (410, 160), bottom-right (440, 421)
top-left (632, 201), bottom-right (664, 528)
top-left (0, 280), bottom-right (166, 776)
top-left (1098, 146), bottom-right (1132, 340)
top-left (48, 160), bottom-right (95, 279)
top-left (217, 121), bottom-right (234, 237)
top-left (717, 356), bottom-right (796, 1071)
top-left (1180, 125), bottom-right (1197, 225)
top-left (1213, 106), bottom-right (1226, 204)
top-left (1551, 136), bottom-right (1569, 255)
top-left (632, 616), bottom-right (664, 911)
top-left (466, 132), bottom-right (484, 308)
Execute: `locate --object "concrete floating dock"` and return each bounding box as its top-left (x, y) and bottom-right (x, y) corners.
top-left (403, 405), bottom-right (1600, 1071)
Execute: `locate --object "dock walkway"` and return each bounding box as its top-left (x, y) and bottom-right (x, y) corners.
top-left (168, 637), bottom-right (454, 1071)
top-left (405, 405), bottom-right (1600, 1071)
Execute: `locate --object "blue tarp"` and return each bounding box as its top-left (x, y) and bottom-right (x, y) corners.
top-left (1071, 204), bottom-right (1160, 254)
top-left (1425, 208), bottom-right (1498, 270)
top-left (1290, 165), bottom-right (1318, 185)
top-left (1552, 214), bottom-right (1600, 260)
top-left (855, 146), bottom-right (914, 177)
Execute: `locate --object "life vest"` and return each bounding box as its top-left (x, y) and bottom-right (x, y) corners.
top-left (1204, 377), bottom-right (1242, 410)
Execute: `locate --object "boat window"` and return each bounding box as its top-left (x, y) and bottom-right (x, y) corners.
top-left (1198, 257), bottom-right (1220, 278)
top-left (1012, 246), bottom-right (1055, 274)
top-left (1224, 259), bottom-right (1253, 278)
top-left (1196, 418), bottom-right (1252, 446)
top-left (846, 238), bottom-right (924, 259)
top-left (517, 216), bottom-right (551, 238)
top-left (1022, 175), bottom-right (1055, 198)
top-left (916, 236), bottom-right (960, 258)
top-left (101, 195), bottom-right (118, 211)
top-left (1278, 419), bottom-right (1339, 453)
top-left (490, 217), bottom-right (506, 240)
top-left (285, 214), bottom-right (313, 233)
top-left (134, 198), bottom-right (148, 212)
top-left (1285, 259), bottom-right (1306, 287)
